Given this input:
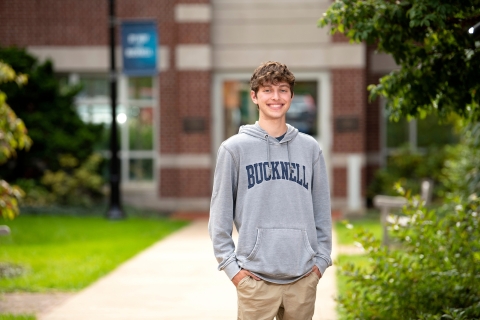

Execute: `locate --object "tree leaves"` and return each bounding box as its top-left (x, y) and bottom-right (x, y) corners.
top-left (319, 0), bottom-right (480, 120)
top-left (0, 62), bottom-right (31, 220)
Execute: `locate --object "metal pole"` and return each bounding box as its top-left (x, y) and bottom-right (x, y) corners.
top-left (106, 0), bottom-right (125, 219)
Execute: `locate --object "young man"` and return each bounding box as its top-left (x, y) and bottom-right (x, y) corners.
top-left (209, 61), bottom-right (332, 320)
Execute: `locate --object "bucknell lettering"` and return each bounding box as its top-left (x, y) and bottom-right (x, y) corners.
top-left (245, 161), bottom-right (309, 190)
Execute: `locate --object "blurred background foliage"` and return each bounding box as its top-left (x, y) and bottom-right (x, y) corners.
top-left (0, 61), bottom-right (31, 219)
top-left (0, 47), bottom-right (105, 210)
top-left (17, 153), bottom-right (105, 208)
top-left (0, 47), bottom-right (103, 183)
top-left (367, 144), bottom-right (448, 200)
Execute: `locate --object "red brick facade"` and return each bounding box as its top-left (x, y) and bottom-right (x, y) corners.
top-left (160, 168), bottom-right (211, 197)
top-left (0, 0), bottom-right (212, 200)
top-left (331, 69), bottom-right (367, 153)
top-left (2, 1), bottom-right (385, 212)
top-left (333, 168), bottom-right (347, 198)
top-left (330, 66), bottom-right (369, 210)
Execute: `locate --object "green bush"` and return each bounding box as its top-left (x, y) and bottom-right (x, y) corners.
top-left (39, 153), bottom-right (105, 207)
top-left (441, 123), bottom-right (480, 197)
top-left (14, 154), bottom-right (105, 208)
top-left (337, 189), bottom-right (480, 319)
top-left (0, 61), bottom-right (31, 220)
top-left (368, 145), bottom-right (448, 200)
top-left (14, 179), bottom-right (54, 207)
top-left (0, 47), bottom-right (103, 181)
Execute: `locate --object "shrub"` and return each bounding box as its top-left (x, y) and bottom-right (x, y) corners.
top-left (14, 179), bottom-right (54, 207)
top-left (0, 47), bottom-right (103, 181)
top-left (367, 145), bottom-right (448, 201)
top-left (337, 189), bottom-right (480, 319)
top-left (441, 122), bottom-right (480, 197)
top-left (40, 153), bottom-right (105, 207)
top-left (0, 61), bottom-right (31, 220)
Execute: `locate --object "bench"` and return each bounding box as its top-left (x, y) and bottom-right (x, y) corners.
top-left (373, 179), bottom-right (433, 245)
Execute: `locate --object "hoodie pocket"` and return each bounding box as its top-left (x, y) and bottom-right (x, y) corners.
top-left (245, 228), bottom-right (315, 279)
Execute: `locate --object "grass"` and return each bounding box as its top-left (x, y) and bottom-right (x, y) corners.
top-left (335, 254), bottom-right (371, 297)
top-left (335, 210), bottom-right (383, 246)
top-left (0, 210), bottom-right (188, 292)
top-left (334, 210), bottom-right (383, 319)
top-left (0, 315), bottom-right (35, 320)
top-left (335, 254), bottom-right (372, 320)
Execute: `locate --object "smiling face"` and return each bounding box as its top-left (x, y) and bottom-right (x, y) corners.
top-left (251, 82), bottom-right (293, 122)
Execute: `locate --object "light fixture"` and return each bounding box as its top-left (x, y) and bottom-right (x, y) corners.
top-left (468, 21), bottom-right (480, 35)
top-left (116, 113), bottom-right (127, 124)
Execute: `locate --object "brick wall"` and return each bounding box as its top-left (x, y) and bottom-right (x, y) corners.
top-left (1, 0), bottom-right (213, 203)
top-left (157, 1), bottom-right (212, 198)
top-left (331, 32), bottom-right (350, 43)
top-left (330, 66), bottom-right (369, 210)
top-left (333, 168), bottom-right (347, 198)
top-left (331, 69), bottom-right (367, 153)
top-left (160, 168), bottom-right (211, 197)
top-left (0, 0), bottom-right (176, 47)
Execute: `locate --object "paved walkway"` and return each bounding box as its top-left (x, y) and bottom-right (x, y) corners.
top-left (40, 220), bottom-right (338, 320)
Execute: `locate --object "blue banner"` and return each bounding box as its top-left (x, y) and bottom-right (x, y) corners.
top-left (121, 21), bottom-right (158, 76)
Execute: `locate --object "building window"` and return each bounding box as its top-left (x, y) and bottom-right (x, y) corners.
top-left (72, 74), bottom-right (156, 183)
top-left (383, 105), bottom-right (459, 156)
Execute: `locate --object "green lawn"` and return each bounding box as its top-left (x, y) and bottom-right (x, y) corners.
top-left (0, 315), bottom-right (35, 320)
top-left (335, 254), bottom-right (371, 296)
top-left (0, 212), bottom-right (188, 292)
top-left (335, 254), bottom-right (371, 320)
top-left (334, 211), bottom-right (382, 319)
top-left (335, 210), bottom-right (383, 246)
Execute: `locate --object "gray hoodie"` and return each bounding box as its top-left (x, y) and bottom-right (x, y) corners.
top-left (208, 122), bottom-right (332, 284)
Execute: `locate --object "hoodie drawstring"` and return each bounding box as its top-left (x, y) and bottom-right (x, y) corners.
top-left (265, 134), bottom-right (272, 174)
top-left (287, 141), bottom-right (294, 174)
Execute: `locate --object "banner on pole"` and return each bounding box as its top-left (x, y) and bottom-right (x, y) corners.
top-left (121, 21), bottom-right (158, 76)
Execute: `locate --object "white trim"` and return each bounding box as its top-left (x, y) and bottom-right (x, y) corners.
top-left (176, 45), bottom-right (212, 70)
top-left (347, 154), bottom-right (362, 212)
top-left (121, 183), bottom-right (210, 211)
top-left (175, 4), bottom-right (212, 23)
top-left (331, 153), bottom-right (366, 167)
top-left (27, 46), bottom-right (169, 72)
top-left (370, 52), bottom-right (399, 74)
top-left (212, 44), bottom-right (365, 70)
top-left (331, 153), bottom-right (384, 166)
top-left (158, 154), bottom-right (212, 168)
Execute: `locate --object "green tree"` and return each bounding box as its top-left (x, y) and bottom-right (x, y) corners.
top-left (441, 122), bottom-right (480, 196)
top-left (0, 62), bottom-right (32, 219)
top-left (320, 3), bottom-right (480, 318)
top-left (0, 47), bottom-right (103, 181)
top-left (319, 1), bottom-right (480, 120)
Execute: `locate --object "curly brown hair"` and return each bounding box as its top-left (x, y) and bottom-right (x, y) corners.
top-left (250, 61), bottom-right (295, 97)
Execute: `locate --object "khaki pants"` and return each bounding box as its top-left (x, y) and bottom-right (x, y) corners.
top-left (236, 272), bottom-right (320, 320)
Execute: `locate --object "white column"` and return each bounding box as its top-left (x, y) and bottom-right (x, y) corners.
top-left (347, 154), bottom-right (362, 212)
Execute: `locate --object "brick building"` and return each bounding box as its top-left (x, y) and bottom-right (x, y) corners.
top-left (1, 0), bottom-right (400, 216)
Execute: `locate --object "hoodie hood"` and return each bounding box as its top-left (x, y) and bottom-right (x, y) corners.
top-left (239, 122), bottom-right (299, 174)
top-left (238, 121), bottom-right (298, 143)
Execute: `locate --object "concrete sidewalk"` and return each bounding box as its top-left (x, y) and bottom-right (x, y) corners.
top-left (40, 220), bottom-right (338, 320)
